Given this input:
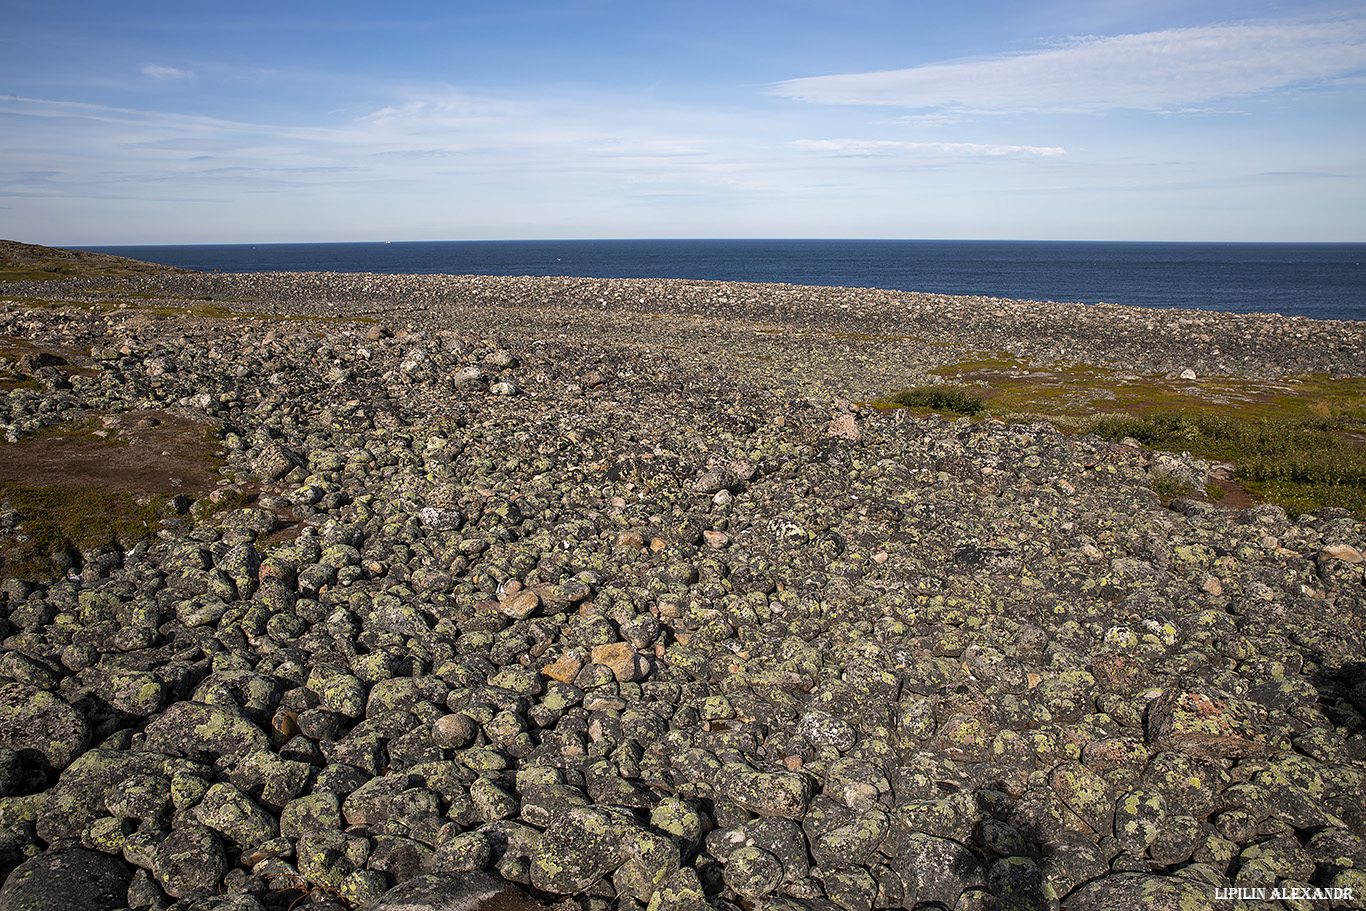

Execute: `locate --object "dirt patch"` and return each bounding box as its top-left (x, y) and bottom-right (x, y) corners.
top-left (0, 410), bottom-right (229, 578)
top-left (1205, 476), bottom-right (1257, 510)
top-left (0, 410), bottom-right (225, 496)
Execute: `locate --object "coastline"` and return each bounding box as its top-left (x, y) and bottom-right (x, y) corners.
top-left (0, 264), bottom-right (1364, 910)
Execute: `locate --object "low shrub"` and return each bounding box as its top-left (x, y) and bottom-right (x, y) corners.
top-left (883, 386), bottom-right (986, 416)
top-left (1089, 409), bottom-right (1366, 517)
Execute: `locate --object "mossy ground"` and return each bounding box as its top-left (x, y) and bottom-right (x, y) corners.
top-left (0, 412), bottom-right (230, 581)
top-left (877, 386), bottom-right (986, 416)
top-left (0, 483), bottom-right (164, 579)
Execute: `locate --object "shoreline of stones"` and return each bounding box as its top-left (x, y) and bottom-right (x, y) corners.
top-left (0, 272), bottom-right (1365, 911)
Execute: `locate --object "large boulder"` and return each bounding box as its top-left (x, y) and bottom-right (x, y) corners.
top-left (0, 848), bottom-right (131, 911)
top-left (0, 682), bottom-right (91, 776)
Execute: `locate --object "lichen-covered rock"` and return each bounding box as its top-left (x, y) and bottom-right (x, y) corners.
top-left (295, 829), bottom-right (368, 891)
top-left (708, 817), bottom-right (809, 883)
top-left (255, 443), bottom-right (303, 481)
top-left (1062, 871), bottom-right (1214, 911)
top-left (152, 824), bottom-right (226, 898)
top-left (719, 765), bottom-right (814, 819)
top-left (35, 749), bottom-right (185, 843)
top-left (279, 791), bottom-right (341, 838)
top-left (1145, 685), bottom-right (1269, 759)
top-left (370, 871), bottom-right (547, 911)
top-left (811, 808), bottom-right (889, 868)
top-left (646, 866), bottom-right (710, 911)
top-left (893, 831), bottom-right (985, 907)
top-left (309, 670), bottom-right (368, 720)
top-left (722, 846), bottom-right (784, 899)
top-left (105, 773), bottom-right (173, 823)
top-left (1111, 788), bottom-right (1166, 853)
top-left (140, 702), bottom-right (269, 763)
top-left (192, 782), bottom-right (278, 847)
top-left (0, 682), bottom-right (90, 775)
top-left (0, 848), bottom-right (131, 911)
top-left (529, 805), bottom-right (643, 894)
top-left (796, 711), bottom-right (856, 752)
top-left (1048, 761), bottom-right (1115, 837)
top-left (612, 827), bottom-right (681, 903)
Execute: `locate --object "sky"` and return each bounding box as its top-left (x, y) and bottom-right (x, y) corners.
top-left (2, 0), bottom-right (1365, 245)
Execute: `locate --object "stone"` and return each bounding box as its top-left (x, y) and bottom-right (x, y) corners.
top-left (590, 642), bottom-right (642, 682)
top-left (368, 871), bottom-right (548, 911)
top-left (255, 443), bottom-right (303, 480)
top-left (694, 467), bottom-right (738, 495)
top-left (141, 701), bottom-right (269, 763)
top-left (529, 806), bottom-right (642, 894)
top-left (894, 832), bottom-right (985, 908)
top-left (722, 846), bottom-right (783, 899)
top-left (1049, 761), bottom-right (1115, 836)
top-left (0, 682), bottom-right (91, 775)
top-left (152, 825), bottom-right (226, 898)
top-left (1063, 872), bottom-right (1214, 911)
top-left (0, 848), bottom-right (131, 911)
top-left (720, 765), bottom-right (814, 819)
top-left (419, 506), bottom-right (464, 532)
top-left (192, 782), bottom-right (278, 847)
top-left (1145, 685), bottom-right (1269, 759)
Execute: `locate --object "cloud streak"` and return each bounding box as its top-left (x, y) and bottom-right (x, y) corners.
top-left (141, 64), bottom-right (195, 80)
top-left (771, 18), bottom-right (1366, 114)
top-left (794, 139), bottom-right (1065, 158)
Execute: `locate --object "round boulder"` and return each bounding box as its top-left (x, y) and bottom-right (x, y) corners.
top-left (0, 848), bottom-right (131, 911)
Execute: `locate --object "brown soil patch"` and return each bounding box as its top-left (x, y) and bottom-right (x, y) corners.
top-left (0, 410), bottom-right (225, 496)
top-left (1200, 476), bottom-right (1257, 511)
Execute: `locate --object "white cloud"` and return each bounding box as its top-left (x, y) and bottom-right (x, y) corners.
top-left (771, 18), bottom-right (1366, 114)
top-left (141, 64), bottom-right (194, 80)
top-left (794, 139), bottom-right (1065, 158)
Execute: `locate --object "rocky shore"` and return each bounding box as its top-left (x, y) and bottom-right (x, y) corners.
top-left (0, 269), bottom-right (1364, 911)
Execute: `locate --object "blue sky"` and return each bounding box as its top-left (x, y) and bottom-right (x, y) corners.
top-left (3, 0), bottom-right (1364, 244)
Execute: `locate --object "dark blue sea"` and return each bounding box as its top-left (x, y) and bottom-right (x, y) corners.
top-left (80, 239), bottom-right (1366, 323)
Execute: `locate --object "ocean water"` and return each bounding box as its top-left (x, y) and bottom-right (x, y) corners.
top-left (81, 239), bottom-right (1366, 322)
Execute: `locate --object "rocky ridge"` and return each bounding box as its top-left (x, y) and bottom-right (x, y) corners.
top-left (0, 272), bottom-right (1363, 911)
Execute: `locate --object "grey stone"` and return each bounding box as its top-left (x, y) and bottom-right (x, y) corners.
top-left (141, 702), bottom-right (269, 763)
top-left (152, 825), bottom-right (226, 898)
top-left (368, 871), bottom-right (546, 911)
top-left (0, 848), bottom-right (130, 911)
top-left (0, 682), bottom-right (91, 775)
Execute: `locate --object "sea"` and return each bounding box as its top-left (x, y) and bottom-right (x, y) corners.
top-left (79, 239), bottom-right (1366, 323)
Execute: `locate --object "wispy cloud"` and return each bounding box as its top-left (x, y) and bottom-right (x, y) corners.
top-left (794, 139), bottom-right (1065, 158)
top-left (0, 90), bottom-right (756, 203)
top-left (771, 18), bottom-right (1366, 114)
top-left (141, 64), bottom-right (195, 80)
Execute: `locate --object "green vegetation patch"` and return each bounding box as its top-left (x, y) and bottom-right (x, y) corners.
top-left (877, 385), bottom-right (987, 416)
top-left (0, 484), bottom-right (165, 580)
top-left (1088, 410), bottom-right (1366, 517)
top-left (881, 354), bottom-right (1366, 518)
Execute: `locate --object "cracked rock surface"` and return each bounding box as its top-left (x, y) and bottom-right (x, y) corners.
top-left (0, 272), bottom-right (1364, 911)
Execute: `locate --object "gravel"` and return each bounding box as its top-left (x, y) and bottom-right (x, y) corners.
top-left (0, 271), bottom-right (1364, 911)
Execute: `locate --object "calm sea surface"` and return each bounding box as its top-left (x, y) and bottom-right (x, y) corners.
top-left (81, 239), bottom-right (1366, 323)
